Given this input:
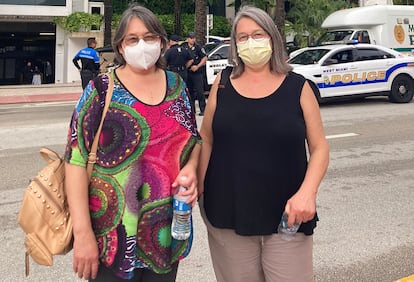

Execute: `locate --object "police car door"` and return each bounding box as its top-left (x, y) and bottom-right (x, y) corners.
top-left (320, 48), bottom-right (358, 98)
top-left (352, 47), bottom-right (391, 94)
top-left (205, 44), bottom-right (229, 86)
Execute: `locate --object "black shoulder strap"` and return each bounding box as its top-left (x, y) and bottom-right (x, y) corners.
top-left (218, 66), bottom-right (233, 89)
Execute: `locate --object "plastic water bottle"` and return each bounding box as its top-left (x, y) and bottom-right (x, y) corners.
top-left (171, 186), bottom-right (192, 240)
top-left (277, 212), bottom-right (300, 241)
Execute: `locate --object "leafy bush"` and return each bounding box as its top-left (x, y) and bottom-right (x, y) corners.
top-left (54, 12), bottom-right (103, 33)
top-left (209, 16), bottom-right (232, 38)
top-left (158, 14), bottom-right (231, 39)
top-left (55, 12), bottom-right (231, 40)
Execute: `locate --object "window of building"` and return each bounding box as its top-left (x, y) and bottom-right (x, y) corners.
top-left (89, 3), bottom-right (103, 30)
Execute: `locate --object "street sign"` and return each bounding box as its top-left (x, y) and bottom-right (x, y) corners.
top-left (207, 14), bottom-right (213, 30)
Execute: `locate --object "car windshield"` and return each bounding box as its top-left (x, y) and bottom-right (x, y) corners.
top-left (209, 45), bottom-right (229, 60)
top-left (204, 43), bottom-right (219, 55)
top-left (317, 30), bottom-right (353, 45)
top-left (288, 49), bottom-right (331, 65)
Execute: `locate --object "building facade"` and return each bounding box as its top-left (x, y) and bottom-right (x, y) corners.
top-left (0, 0), bottom-right (234, 86)
top-left (0, 0), bottom-right (103, 85)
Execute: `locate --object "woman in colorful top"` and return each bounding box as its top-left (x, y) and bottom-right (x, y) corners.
top-left (64, 4), bottom-right (201, 281)
top-left (198, 5), bottom-right (329, 282)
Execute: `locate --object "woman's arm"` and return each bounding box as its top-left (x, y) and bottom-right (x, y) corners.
top-left (65, 163), bottom-right (99, 280)
top-left (197, 72), bottom-right (221, 199)
top-left (285, 81), bottom-right (330, 227)
top-left (172, 143), bottom-right (201, 206)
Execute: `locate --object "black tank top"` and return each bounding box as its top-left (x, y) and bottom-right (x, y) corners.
top-left (204, 69), bottom-right (318, 236)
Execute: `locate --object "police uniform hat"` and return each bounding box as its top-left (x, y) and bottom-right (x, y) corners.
top-left (170, 34), bottom-right (180, 42)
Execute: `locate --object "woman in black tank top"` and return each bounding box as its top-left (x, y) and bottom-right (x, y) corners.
top-left (197, 6), bottom-right (329, 282)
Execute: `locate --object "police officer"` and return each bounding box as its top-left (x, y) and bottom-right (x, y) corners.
top-left (164, 34), bottom-right (193, 83)
top-left (182, 32), bottom-right (207, 116)
top-left (72, 37), bottom-right (100, 89)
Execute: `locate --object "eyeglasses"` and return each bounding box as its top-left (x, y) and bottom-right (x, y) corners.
top-left (236, 30), bottom-right (269, 43)
top-left (124, 34), bottom-right (160, 46)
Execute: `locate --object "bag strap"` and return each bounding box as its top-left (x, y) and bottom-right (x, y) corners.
top-left (39, 147), bottom-right (61, 164)
top-left (86, 74), bottom-right (114, 179)
top-left (218, 66), bottom-right (233, 89)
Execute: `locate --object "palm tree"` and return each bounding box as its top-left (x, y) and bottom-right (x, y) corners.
top-left (195, 0), bottom-right (207, 45)
top-left (174, 0), bottom-right (182, 36)
top-left (269, 0), bottom-right (286, 46)
top-left (104, 0), bottom-right (113, 46)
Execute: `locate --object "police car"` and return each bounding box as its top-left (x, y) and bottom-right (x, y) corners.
top-left (288, 43), bottom-right (414, 103)
top-left (203, 43), bottom-right (230, 90)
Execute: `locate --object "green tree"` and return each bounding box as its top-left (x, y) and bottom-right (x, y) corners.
top-left (272, 0), bottom-right (287, 46)
top-left (393, 0), bottom-right (414, 4)
top-left (226, 0), bottom-right (286, 44)
top-left (286, 0), bottom-right (350, 47)
top-left (195, 0), bottom-right (208, 45)
top-left (174, 0), bottom-right (182, 36)
top-left (104, 0), bottom-right (113, 46)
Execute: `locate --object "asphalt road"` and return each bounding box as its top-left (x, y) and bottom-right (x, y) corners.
top-left (0, 98), bottom-right (413, 282)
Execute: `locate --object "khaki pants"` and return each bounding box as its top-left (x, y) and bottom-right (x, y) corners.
top-left (199, 196), bottom-right (314, 282)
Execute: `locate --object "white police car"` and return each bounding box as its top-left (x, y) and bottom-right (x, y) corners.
top-left (288, 44), bottom-right (414, 103)
top-left (204, 43), bottom-right (230, 90)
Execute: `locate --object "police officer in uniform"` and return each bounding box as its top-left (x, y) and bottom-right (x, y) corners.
top-left (164, 34), bottom-right (193, 83)
top-left (182, 32), bottom-right (207, 116)
top-left (72, 37), bottom-right (100, 89)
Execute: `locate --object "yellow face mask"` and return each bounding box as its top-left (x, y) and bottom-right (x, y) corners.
top-left (237, 38), bottom-right (272, 67)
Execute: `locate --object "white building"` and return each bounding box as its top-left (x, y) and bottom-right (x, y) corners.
top-left (0, 0), bottom-right (104, 85)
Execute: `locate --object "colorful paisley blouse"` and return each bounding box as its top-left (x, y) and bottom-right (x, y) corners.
top-left (64, 70), bottom-right (201, 279)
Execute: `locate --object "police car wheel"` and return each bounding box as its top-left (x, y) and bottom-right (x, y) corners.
top-left (390, 75), bottom-right (414, 103)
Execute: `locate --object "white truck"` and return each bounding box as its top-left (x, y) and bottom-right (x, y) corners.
top-left (317, 5), bottom-right (414, 55)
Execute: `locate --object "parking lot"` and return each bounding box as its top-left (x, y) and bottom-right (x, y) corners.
top-left (0, 94), bottom-right (413, 281)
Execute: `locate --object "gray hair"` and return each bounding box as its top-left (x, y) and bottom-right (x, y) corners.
top-left (112, 4), bottom-right (167, 68)
top-left (228, 5), bottom-right (292, 78)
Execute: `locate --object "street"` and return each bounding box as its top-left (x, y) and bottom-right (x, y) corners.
top-left (0, 97), bottom-right (413, 282)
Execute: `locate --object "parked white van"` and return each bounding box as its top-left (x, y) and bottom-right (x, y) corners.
top-left (318, 5), bottom-right (414, 55)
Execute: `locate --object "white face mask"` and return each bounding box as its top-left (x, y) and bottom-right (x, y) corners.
top-left (237, 38), bottom-right (272, 67)
top-left (123, 39), bottom-right (161, 70)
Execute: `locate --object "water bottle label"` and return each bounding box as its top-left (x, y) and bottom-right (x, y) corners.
top-left (173, 199), bottom-right (191, 212)
top-left (278, 212), bottom-right (300, 237)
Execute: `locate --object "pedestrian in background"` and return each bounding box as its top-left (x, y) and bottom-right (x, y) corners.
top-left (198, 5), bottom-right (329, 282)
top-left (72, 37), bottom-right (100, 89)
top-left (32, 65), bottom-right (42, 85)
top-left (182, 32), bottom-right (207, 116)
top-left (44, 61), bottom-right (53, 83)
top-left (22, 61), bottom-right (33, 84)
top-left (164, 34), bottom-right (193, 83)
top-left (65, 4), bottom-right (201, 282)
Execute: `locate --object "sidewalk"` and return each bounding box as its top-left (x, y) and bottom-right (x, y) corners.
top-left (0, 82), bottom-right (82, 104)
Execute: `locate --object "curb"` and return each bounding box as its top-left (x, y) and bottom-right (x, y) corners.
top-left (0, 93), bottom-right (80, 105)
